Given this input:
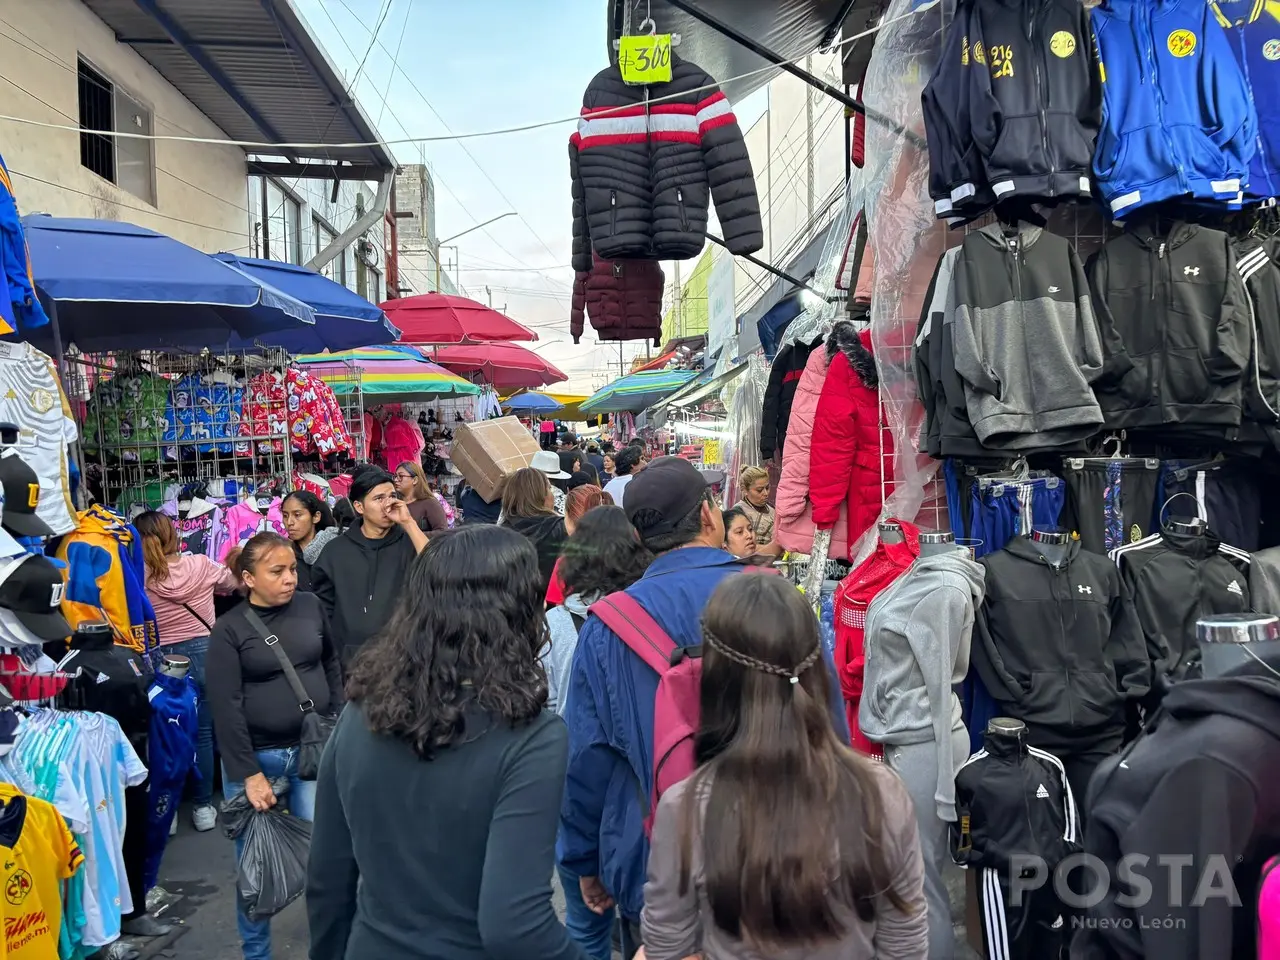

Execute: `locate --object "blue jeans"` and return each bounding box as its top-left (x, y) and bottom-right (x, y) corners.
top-left (223, 747), bottom-right (316, 960)
top-left (557, 864), bottom-right (614, 960)
top-left (169, 636), bottom-right (214, 806)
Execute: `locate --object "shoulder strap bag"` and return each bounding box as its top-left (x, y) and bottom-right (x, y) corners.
top-left (243, 608), bottom-right (334, 781)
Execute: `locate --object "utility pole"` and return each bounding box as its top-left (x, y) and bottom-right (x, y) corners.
top-left (618, 342), bottom-right (624, 377)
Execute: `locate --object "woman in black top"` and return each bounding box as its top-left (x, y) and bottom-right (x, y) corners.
top-left (500, 467), bottom-right (568, 593)
top-left (306, 526), bottom-right (584, 960)
top-left (207, 532), bottom-right (343, 960)
top-left (280, 490), bottom-right (338, 593)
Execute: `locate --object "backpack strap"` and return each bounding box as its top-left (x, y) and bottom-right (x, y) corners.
top-left (589, 592), bottom-right (677, 675)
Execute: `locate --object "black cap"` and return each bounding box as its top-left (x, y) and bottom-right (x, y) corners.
top-left (624, 456), bottom-right (724, 539)
top-left (0, 451), bottom-right (53, 538)
top-left (0, 554), bottom-right (71, 640)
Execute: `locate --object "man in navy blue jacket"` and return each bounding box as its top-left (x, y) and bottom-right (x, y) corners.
top-left (558, 457), bottom-right (851, 957)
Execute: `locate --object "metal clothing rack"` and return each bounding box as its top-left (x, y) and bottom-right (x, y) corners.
top-left (65, 348), bottom-right (295, 513)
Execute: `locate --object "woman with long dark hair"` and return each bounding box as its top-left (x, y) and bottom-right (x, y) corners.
top-left (134, 510), bottom-right (239, 832)
top-left (306, 526), bottom-right (584, 960)
top-left (393, 460), bottom-right (448, 532)
top-left (280, 490), bottom-right (338, 593)
top-left (640, 574), bottom-right (928, 960)
top-left (500, 467), bottom-right (569, 593)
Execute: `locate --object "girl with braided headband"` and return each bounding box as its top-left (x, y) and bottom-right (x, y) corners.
top-left (638, 574), bottom-right (929, 960)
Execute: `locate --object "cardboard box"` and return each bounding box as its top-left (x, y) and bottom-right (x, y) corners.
top-left (450, 417), bottom-right (540, 503)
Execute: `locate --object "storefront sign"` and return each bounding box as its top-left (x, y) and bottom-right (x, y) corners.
top-left (706, 246), bottom-right (736, 360)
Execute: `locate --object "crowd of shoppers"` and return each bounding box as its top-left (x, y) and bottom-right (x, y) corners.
top-left (154, 434), bottom-right (939, 960)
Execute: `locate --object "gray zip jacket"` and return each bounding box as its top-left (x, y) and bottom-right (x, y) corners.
top-left (859, 548), bottom-right (986, 821)
top-left (951, 223), bottom-right (1105, 450)
top-left (542, 594), bottom-right (592, 715)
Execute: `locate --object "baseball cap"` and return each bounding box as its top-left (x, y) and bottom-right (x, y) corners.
top-left (0, 450), bottom-right (53, 538)
top-left (0, 554), bottom-right (71, 640)
top-left (624, 456), bottom-right (724, 539)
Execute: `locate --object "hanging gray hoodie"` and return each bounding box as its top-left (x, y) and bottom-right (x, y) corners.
top-left (542, 593), bottom-right (593, 715)
top-left (859, 547), bottom-right (986, 821)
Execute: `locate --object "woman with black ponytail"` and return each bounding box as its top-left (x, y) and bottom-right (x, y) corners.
top-left (639, 574), bottom-right (929, 960)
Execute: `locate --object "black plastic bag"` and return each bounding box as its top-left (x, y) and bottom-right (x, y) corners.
top-left (220, 779), bottom-right (312, 921)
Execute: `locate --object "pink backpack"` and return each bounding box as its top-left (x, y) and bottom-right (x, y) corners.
top-left (1259, 855), bottom-right (1280, 959)
top-left (590, 567), bottom-right (780, 838)
top-left (591, 591), bottom-right (701, 838)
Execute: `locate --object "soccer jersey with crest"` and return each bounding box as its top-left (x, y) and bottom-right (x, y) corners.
top-left (0, 342), bottom-right (76, 535)
top-left (0, 784), bottom-right (84, 959)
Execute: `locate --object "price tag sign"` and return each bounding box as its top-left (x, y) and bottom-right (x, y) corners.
top-left (618, 34), bottom-right (673, 85)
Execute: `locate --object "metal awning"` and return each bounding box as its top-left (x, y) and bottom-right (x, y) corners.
top-left (607, 0), bottom-right (859, 102)
top-left (83, 0), bottom-right (394, 170)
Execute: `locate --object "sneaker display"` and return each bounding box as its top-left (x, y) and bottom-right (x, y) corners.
top-left (192, 804), bottom-right (217, 832)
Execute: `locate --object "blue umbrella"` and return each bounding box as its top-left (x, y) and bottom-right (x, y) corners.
top-left (213, 253), bottom-right (400, 351)
top-left (502, 391), bottom-right (564, 414)
top-left (18, 216), bottom-right (316, 353)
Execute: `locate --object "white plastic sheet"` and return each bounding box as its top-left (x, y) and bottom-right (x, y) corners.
top-left (719, 352), bottom-right (770, 505)
top-left (860, 0), bottom-right (960, 540)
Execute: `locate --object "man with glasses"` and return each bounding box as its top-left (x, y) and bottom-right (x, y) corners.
top-left (312, 465), bottom-right (429, 666)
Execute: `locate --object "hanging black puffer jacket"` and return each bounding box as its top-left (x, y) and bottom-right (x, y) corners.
top-left (569, 56), bottom-right (763, 267)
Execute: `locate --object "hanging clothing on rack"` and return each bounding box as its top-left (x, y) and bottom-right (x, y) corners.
top-left (216, 498), bottom-right (285, 562)
top-left (0, 342), bottom-right (78, 535)
top-left (1061, 456), bottom-right (1162, 555)
top-left (0, 153), bottom-right (46, 333)
top-left (57, 506), bottom-right (159, 657)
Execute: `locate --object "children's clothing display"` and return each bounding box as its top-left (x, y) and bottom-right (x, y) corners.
top-left (159, 495), bottom-right (225, 559)
top-left (216, 498), bottom-right (286, 562)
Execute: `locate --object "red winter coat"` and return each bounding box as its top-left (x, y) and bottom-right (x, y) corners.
top-left (810, 324), bottom-right (892, 555)
top-left (570, 254), bottom-right (665, 346)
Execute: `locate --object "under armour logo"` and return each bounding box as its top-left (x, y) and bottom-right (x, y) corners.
top-left (1077, 584), bottom-right (1092, 595)
top-left (1036, 784), bottom-right (1051, 799)
top-left (1228, 579), bottom-right (1243, 597)
top-left (1184, 265), bottom-right (1200, 276)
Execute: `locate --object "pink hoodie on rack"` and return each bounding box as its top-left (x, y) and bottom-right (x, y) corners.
top-left (775, 345), bottom-right (853, 561)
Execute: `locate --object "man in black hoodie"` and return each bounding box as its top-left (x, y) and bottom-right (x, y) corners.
top-left (312, 466), bottom-right (428, 664)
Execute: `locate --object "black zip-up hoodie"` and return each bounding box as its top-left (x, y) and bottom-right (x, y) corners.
top-left (311, 523), bottom-right (417, 659)
top-left (972, 537), bottom-right (1149, 749)
top-left (1074, 664), bottom-right (1280, 960)
top-left (1088, 222), bottom-right (1251, 430)
top-left (923, 0), bottom-right (1101, 217)
top-left (760, 335), bottom-right (823, 461)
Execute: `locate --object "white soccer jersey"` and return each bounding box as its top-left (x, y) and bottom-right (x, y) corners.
top-left (0, 341), bottom-right (78, 535)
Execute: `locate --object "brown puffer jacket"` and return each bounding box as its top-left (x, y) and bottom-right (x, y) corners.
top-left (570, 254), bottom-right (665, 347)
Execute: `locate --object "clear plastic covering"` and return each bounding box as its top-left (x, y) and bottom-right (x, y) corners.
top-left (860, 0), bottom-right (960, 536)
top-left (719, 352), bottom-right (770, 505)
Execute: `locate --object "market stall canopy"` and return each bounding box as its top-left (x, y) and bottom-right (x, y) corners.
top-left (19, 216), bottom-right (317, 353)
top-left (543, 393), bottom-right (592, 421)
top-left (502, 391), bottom-right (564, 414)
top-left (427, 343), bottom-right (567, 390)
top-left (295, 347), bottom-right (480, 405)
top-left (606, 0), bottom-right (856, 103)
top-left (383, 294), bottom-right (538, 345)
top-left (580, 368), bottom-right (701, 414)
top-left (213, 254), bottom-right (399, 351)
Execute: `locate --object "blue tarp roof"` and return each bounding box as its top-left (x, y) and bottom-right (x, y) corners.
top-left (20, 216), bottom-right (316, 353)
top-left (214, 254), bottom-right (399, 352)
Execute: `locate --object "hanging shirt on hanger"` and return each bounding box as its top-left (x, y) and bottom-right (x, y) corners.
top-left (217, 499), bottom-right (285, 562)
top-left (0, 782), bottom-right (83, 959)
top-left (0, 342), bottom-right (78, 535)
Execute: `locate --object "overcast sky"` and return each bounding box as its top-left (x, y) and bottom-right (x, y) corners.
top-left (296, 0), bottom-right (664, 394)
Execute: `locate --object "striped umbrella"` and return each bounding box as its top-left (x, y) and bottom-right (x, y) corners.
top-left (295, 347), bottom-right (480, 403)
top-left (579, 369), bottom-right (700, 414)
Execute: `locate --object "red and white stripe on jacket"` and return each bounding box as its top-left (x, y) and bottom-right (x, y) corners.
top-left (569, 92), bottom-right (736, 150)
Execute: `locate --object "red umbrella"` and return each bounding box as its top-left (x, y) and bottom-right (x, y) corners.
top-left (380, 293), bottom-right (538, 344)
top-left (426, 342), bottom-right (567, 390)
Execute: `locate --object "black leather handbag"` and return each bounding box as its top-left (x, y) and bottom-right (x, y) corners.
top-left (243, 609), bottom-right (335, 781)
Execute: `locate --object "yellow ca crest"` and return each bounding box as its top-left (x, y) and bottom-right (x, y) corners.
top-left (1050, 31), bottom-right (1077, 57)
top-left (1168, 29), bottom-right (1197, 57)
top-left (973, 40), bottom-right (987, 64)
top-left (1129, 524), bottom-right (1143, 543)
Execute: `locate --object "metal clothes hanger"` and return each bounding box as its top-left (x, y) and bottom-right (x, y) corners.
top-left (612, 0), bottom-right (682, 51)
top-left (1158, 492), bottom-right (1208, 537)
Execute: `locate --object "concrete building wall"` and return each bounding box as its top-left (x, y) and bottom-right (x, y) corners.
top-left (246, 175), bottom-right (389, 303)
top-left (0, 0), bottom-right (250, 252)
top-left (393, 164), bottom-right (453, 295)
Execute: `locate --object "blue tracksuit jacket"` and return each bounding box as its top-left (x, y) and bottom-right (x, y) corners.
top-left (1091, 0), bottom-right (1258, 215)
top-left (557, 547), bottom-right (851, 921)
top-left (1211, 0), bottom-right (1280, 198)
